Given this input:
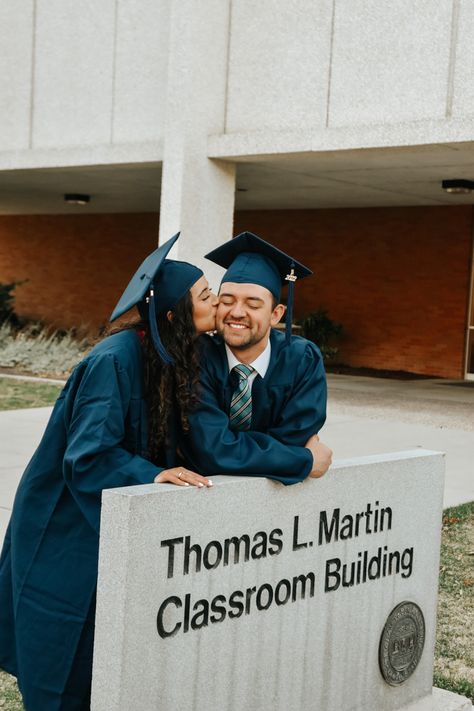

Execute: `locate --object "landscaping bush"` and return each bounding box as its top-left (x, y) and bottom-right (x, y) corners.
top-left (298, 309), bottom-right (343, 362)
top-left (0, 281), bottom-right (22, 328)
top-left (0, 322), bottom-right (90, 377)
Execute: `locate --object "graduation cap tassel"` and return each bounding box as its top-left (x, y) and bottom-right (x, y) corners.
top-left (148, 285), bottom-right (174, 365)
top-left (285, 263), bottom-right (297, 345)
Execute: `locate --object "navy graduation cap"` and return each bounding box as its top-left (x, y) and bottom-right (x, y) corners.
top-left (205, 231), bottom-right (312, 343)
top-left (110, 232), bottom-right (203, 364)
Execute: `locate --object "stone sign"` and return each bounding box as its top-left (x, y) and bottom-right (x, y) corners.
top-left (91, 449), bottom-right (445, 711)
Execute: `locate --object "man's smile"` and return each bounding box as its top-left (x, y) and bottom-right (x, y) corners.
top-left (224, 321), bottom-right (250, 330)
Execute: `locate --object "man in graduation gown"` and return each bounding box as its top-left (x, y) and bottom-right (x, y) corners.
top-left (181, 232), bottom-right (332, 485)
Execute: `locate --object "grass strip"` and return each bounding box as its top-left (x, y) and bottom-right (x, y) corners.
top-left (0, 670), bottom-right (24, 710)
top-left (434, 501), bottom-right (474, 702)
top-left (0, 378), bottom-right (63, 411)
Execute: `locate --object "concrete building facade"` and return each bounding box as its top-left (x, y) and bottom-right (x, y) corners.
top-left (1, 0), bottom-right (473, 378)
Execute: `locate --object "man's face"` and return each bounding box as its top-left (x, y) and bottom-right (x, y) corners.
top-left (217, 282), bottom-right (284, 352)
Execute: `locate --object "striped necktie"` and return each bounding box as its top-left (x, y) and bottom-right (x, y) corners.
top-left (229, 364), bottom-right (254, 431)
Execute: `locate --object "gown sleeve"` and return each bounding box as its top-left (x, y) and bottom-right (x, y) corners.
top-left (62, 351), bottom-right (161, 531)
top-left (181, 357), bottom-right (314, 486)
top-left (266, 342), bottom-right (327, 446)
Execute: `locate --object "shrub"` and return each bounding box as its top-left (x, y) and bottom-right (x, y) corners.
top-left (298, 309), bottom-right (343, 362)
top-left (0, 281), bottom-right (22, 327)
top-left (0, 322), bottom-right (91, 377)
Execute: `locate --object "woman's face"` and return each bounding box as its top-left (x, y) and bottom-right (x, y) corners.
top-left (190, 276), bottom-right (218, 333)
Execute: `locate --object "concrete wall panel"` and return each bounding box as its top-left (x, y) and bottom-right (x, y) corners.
top-left (226, 0), bottom-right (333, 132)
top-left (328, 0), bottom-right (452, 127)
top-left (452, 0), bottom-right (474, 118)
top-left (113, 0), bottom-right (171, 143)
top-left (0, 0), bottom-right (34, 150)
top-left (33, 0), bottom-right (116, 148)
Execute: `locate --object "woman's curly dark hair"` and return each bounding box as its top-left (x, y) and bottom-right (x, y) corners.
top-left (142, 291), bottom-right (201, 463)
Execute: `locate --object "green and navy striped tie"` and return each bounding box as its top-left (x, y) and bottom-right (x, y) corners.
top-left (229, 364), bottom-right (254, 430)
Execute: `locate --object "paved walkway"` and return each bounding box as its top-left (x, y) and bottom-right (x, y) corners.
top-left (324, 374), bottom-right (473, 510)
top-left (1, 374), bottom-right (473, 541)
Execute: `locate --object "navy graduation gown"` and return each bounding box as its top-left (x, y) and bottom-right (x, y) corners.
top-left (182, 329), bottom-right (327, 485)
top-left (0, 330), bottom-right (160, 711)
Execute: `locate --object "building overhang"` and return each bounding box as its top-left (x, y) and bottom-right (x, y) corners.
top-left (210, 117), bottom-right (474, 210)
top-left (1, 120), bottom-right (474, 213)
top-left (0, 142), bottom-right (163, 214)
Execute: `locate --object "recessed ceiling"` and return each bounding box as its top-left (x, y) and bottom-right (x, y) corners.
top-left (0, 142), bottom-right (474, 214)
top-left (0, 162), bottom-right (162, 215)
top-left (234, 142), bottom-right (474, 209)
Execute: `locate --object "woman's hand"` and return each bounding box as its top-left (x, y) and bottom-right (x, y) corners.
top-left (154, 467), bottom-right (213, 488)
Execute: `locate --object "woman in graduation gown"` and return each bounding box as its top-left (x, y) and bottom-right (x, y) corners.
top-left (0, 234), bottom-right (216, 711)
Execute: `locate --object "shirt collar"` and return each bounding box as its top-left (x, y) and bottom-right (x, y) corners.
top-left (225, 338), bottom-right (272, 378)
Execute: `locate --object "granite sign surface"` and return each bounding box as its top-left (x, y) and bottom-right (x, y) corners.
top-left (92, 449), bottom-right (444, 711)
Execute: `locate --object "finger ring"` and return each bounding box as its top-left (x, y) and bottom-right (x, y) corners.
top-left (178, 471), bottom-right (183, 479)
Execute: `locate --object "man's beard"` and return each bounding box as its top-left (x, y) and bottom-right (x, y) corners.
top-left (218, 322), bottom-right (261, 350)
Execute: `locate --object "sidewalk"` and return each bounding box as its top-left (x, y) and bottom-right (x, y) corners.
top-left (0, 406), bottom-right (50, 540)
top-left (1, 374), bottom-right (473, 541)
top-left (324, 373), bottom-right (473, 509)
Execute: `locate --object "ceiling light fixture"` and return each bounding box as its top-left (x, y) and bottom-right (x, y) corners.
top-left (64, 193), bottom-right (91, 205)
top-left (441, 179), bottom-right (474, 194)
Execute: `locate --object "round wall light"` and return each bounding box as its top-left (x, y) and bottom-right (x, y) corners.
top-left (441, 179), bottom-right (474, 194)
top-left (64, 193), bottom-right (91, 205)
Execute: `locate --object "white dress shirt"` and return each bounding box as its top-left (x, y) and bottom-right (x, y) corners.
top-left (225, 339), bottom-right (271, 387)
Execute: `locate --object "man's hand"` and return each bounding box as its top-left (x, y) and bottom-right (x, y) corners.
top-left (305, 434), bottom-right (333, 478)
top-left (154, 467), bottom-right (213, 488)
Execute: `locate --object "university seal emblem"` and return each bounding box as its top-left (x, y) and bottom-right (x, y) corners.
top-left (379, 601), bottom-right (425, 685)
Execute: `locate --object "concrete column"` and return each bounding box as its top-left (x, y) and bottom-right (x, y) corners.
top-left (159, 0), bottom-right (235, 291)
